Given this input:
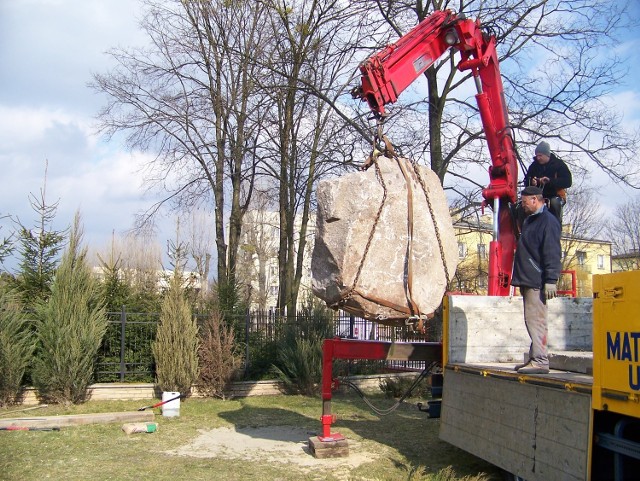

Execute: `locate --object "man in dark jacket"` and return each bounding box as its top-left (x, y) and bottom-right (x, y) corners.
top-left (511, 185), bottom-right (562, 374)
top-left (523, 141), bottom-right (572, 224)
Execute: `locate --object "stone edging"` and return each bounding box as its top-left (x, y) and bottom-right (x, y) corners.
top-left (19, 372), bottom-right (420, 404)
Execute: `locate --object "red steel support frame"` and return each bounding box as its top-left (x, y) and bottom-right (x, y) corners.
top-left (558, 269), bottom-right (577, 297)
top-left (320, 338), bottom-right (442, 441)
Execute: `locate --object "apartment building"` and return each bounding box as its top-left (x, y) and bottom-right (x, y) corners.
top-left (612, 251), bottom-right (640, 272)
top-left (238, 210), bottom-right (314, 311)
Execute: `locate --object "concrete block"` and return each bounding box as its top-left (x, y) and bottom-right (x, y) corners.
top-left (549, 351), bottom-right (592, 374)
top-left (447, 295), bottom-right (593, 364)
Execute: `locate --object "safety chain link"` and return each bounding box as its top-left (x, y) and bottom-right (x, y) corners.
top-left (335, 155), bottom-right (388, 308)
top-left (410, 161), bottom-right (451, 287)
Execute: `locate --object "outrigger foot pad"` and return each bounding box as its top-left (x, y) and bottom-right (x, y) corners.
top-left (308, 434), bottom-right (349, 459)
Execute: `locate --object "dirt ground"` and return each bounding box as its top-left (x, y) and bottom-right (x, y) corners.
top-left (165, 425), bottom-right (378, 472)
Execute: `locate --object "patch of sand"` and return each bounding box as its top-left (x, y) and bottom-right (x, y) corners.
top-left (165, 425), bottom-right (377, 470)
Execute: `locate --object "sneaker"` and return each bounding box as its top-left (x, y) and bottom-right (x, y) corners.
top-left (514, 361), bottom-right (529, 371)
top-left (517, 363), bottom-right (549, 374)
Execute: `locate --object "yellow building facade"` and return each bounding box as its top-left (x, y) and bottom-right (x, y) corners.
top-left (612, 251), bottom-right (640, 272)
top-left (453, 217), bottom-right (612, 297)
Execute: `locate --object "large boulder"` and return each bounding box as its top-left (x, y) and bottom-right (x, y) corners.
top-left (311, 155), bottom-right (458, 325)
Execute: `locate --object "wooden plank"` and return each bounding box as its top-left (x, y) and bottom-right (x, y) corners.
top-left (0, 411), bottom-right (155, 429)
top-left (440, 369), bottom-right (590, 481)
top-left (308, 436), bottom-right (349, 459)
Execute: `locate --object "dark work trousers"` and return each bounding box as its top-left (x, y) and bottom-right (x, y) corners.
top-left (521, 287), bottom-right (549, 367)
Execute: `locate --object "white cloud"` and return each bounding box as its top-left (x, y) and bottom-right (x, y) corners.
top-left (604, 90), bottom-right (640, 123)
top-left (0, 0), bottom-right (176, 273)
top-left (0, 105), bottom-right (91, 147)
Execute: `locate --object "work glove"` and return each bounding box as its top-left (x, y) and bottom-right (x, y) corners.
top-left (544, 283), bottom-right (557, 300)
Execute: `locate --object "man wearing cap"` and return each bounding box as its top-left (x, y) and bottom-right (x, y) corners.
top-left (523, 141), bottom-right (572, 224)
top-left (511, 185), bottom-right (562, 374)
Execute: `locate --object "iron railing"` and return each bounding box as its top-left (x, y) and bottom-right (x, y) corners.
top-left (95, 308), bottom-right (439, 382)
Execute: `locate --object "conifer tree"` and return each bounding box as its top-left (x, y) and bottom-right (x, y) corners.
top-left (0, 215), bottom-right (13, 268)
top-left (32, 213), bottom-right (107, 404)
top-left (152, 268), bottom-right (199, 396)
top-left (12, 162), bottom-right (66, 306)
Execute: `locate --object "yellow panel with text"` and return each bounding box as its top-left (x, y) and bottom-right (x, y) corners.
top-left (592, 271), bottom-right (640, 418)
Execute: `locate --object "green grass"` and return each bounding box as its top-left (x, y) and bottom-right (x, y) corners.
top-left (0, 393), bottom-right (502, 481)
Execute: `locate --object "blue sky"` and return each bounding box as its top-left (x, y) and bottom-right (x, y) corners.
top-left (0, 0), bottom-right (164, 268)
top-left (1, 1), bottom-right (639, 272)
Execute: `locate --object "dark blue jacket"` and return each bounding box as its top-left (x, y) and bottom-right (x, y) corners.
top-left (511, 206), bottom-right (562, 289)
top-left (523, 153), bottom-right (572, 200)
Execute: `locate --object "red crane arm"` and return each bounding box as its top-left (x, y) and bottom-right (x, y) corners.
top-left (354, 10), bottom-right (517, 296)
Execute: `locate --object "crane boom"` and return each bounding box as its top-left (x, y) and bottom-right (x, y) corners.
top-left (353, 10), bottom-right (517, 296)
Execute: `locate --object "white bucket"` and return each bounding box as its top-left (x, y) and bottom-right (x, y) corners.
top-left (161, 391), bottom-right (180, 417)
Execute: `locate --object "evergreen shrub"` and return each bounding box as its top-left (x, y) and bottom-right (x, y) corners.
top-left (271, 302), bottom-right (334, 395)
top-left (152, 273), bottom-right (199, 396)
top-left (0, 283), bottom-right (35, 406)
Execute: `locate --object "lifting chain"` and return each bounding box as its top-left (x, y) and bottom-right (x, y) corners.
top-left (410, 161), bottom-right (452, 288)
top-left (333, 144), bottom-right (388, 309)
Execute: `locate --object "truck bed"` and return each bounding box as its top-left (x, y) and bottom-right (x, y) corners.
top-left (453, 349), bottom-right (593, 391)
top-left (440, 296), bottom-right (594, 481)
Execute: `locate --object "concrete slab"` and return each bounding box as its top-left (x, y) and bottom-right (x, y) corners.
top-left (446, 295), bottom-right (593, 364)
top-left (549, 351), bottom-right (593, 374)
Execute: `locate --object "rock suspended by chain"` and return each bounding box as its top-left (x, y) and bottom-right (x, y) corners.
top-left (311, 154), bottom-right (458, 326)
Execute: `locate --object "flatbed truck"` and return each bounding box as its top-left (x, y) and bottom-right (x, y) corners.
top-left (439, 270), bottom-right (640, 480)
top-left (316, 270), bottom-right (640, 480)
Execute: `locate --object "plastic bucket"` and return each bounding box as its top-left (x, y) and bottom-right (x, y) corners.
top-left (162, 391), bottom-right (180, 417)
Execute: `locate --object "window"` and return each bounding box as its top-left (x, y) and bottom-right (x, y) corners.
top-left (478, 276), bottom-right (487, 288)
top-left (597, 255), bottom-right (604, 270)
top-left (477, 243), bottom-right (487, 259)
top-left (458, 242), bottom-right (467, 258)
top-left (577, 251), bottom-right (586, 266)
top-left (269, 285), bottom-right (278, 296)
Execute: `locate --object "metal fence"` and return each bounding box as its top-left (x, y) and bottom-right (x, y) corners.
top-left (95, 307), bottom-right (441, 383)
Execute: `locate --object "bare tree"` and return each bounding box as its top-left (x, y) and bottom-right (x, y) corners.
top-left (557, 184), bottom-right (606, 295)
top-left (94, 230), bottom-right (163, 311)
top-left (186, 210), bottom-right (214, 298)
top-left (237, 190), bottom-right (279, 310)
top-left (605, 198), bottom-right (640, 270)
top-left (109, 232), bottom-right (162, 297)
top-left (342, 0), bottom-right (640, 193)
top-left (93, 0), bottom-right (640, 312)
top-left (256, 0), bottom-right (369, 313)
top-left (92, 0), bottom-right (269, 294)
top-left (450, 196), bottom-right (492, 294)
top-left (561, 185), bottom-right (604, 266)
